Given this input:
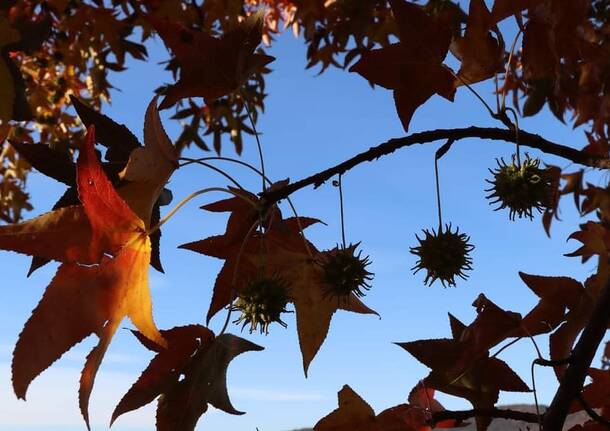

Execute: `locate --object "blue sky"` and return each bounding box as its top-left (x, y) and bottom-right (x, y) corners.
top-left (0, 18), bottom-right (606, 431)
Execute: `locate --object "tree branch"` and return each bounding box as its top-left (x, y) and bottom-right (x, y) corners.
top-left (431, 407), bottom-right (541, 424)
top-left (262, 126), bottom-right (610, 204)
top-left (542, 277), bottom-right (610, 430)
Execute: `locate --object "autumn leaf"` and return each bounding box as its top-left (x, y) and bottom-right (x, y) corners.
top-left (113, 328), bottom-right (263, 431)
top-left (349, 0), bottom-right (455, 131)
top-left (180, 189), bottom-right (377, 374)
top-left (566, 221), bottom-right (610, 263)
top-left (151, 10), bottom-right (275, 109)
top-left (516, 272), bottom-right (586, 337)
top-left (451, 0), bottom-right (504, 85)
top-left (0, 9), bottom-right (50, 121)
top-left (9, 126), bottom-right (167, 429)
top-left (117, 95), bottom-right (178, 225)
top-left (569, 368), bottom-right (610, 413)
top-left (314, 385), bottom-right (436, 431)
top-left (285, 252), bottom-right (378, 375)
top-left (548, 274), bottom-right (598, 378)
top-left (397, 305), bottom-right (530, 430)
top-left (111, 325), bottom-right (214, 424)
top-left (8, 96), bottom-right (171, 274)
top-left (179, 188), bottom-right (279, 322)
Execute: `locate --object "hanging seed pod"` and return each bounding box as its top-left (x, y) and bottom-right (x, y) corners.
top-left (410, 223), bottom-right (474, 287)
top-left (232, 275), bottom-right (291, 334)
top-left (485, 154), bottom-right (553, 220)
top-left (319, 243), bottom-right (373, 300)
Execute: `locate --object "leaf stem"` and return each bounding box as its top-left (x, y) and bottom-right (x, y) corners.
top-left (219, 220), bottom-right (261, 336)
top-left (241, 91), bottom-right (266, 192)
top-left (335, 174), bottom-right (347, 248)
top-left (178, 159), bottom-right (244, 189)
top-left (148, 187), bottom-right (257, 236)
top-left (179, 156), bottom-right (317, 258)
top-left (434, 154), bottom-right (442, 230)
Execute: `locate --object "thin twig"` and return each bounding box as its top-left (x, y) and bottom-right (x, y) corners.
top-left (242, 92), bottom-right (266, 192)
top-left (178, 159), bottom-right (244, 189)
top-left (148, 187), bottom-right (256, 235)
top-left (180, 156), bottom-right (318, 258)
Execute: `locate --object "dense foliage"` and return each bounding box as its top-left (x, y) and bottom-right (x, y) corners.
top-left (1, 0), bottom-right (610, 430)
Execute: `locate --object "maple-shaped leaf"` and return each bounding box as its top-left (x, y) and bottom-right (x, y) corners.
top-left (179, 188), bottom-right (282, 322)
top-left (547, 273), bottom-right (598, 378)
top-left (516, 272), bottom-right (586, 337)
top-left (285, 252), bottom-right (378, 375)
top-left (566, 221), bottom-right (610, 263)
top-left (9, 96), bottom-right (170, 274)
top-left (400, 339), bottom-right (529, 431)
top-left (111, 325), bottom-right (214, 424)
top-left (314, 384), bottom-right (443, 431)
top-left (408, 382), bottom-right (459, 429)
top-left (151, 10), bottom-right (275, 109)
top-left (10, 127), bottom-right (166, 429)
top-left (397, 307), bottom-right (530, 430)
top-left (180, 189), bottom-right (377, 374)
top-left (118, 96), bottom-right (178, 224)
top-left (457, 295), bottom-right (522, 365)
top-left (114, 328), bottom-right (263, 431)
top-left (349, 0), bottom-right (455, 131)
top-left (451, 0), bottom-right (504, 85)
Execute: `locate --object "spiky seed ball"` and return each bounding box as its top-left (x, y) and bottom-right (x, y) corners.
top-left (232, 276), bottom-right (290, 334)
top-left (319, 243), bottom-right (373, 300)
top-left (410, 224), bottom-right (474, 287)
top-left (486, 155), bottom-right (553, 220)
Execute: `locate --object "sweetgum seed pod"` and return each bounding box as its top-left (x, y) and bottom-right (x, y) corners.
top-left (410, 223), bottom-right (474, 287)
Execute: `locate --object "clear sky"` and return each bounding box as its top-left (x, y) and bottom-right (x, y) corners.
top-left (0, 17), bottom-right (605, 431)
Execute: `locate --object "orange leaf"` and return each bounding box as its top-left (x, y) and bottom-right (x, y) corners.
top-left (10, 127), bottom-right (166, 429)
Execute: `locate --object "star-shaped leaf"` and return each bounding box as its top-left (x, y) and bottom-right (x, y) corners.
top-left (397, 304), bottom-right (530, 430)
top-left (350, 0), bottom-right (455, 131)
top-left (314, 384), bottom-right (455, 431)
top-left (151, 10), bottom-right (275, 109)
top-left (180, 190), bottom-right (377, 374)
top-left (113, 329), bottom-right (263, 431)
top-left (9, 126), bottom-right (169, 429)
top-left (9, 97), bottom-right (171, 274)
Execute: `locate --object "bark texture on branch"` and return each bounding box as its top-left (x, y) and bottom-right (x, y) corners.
top-left (262, 126), bottom-right (610, 204)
